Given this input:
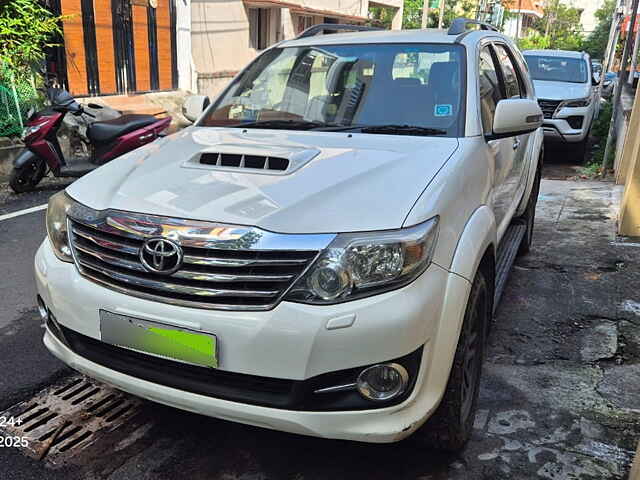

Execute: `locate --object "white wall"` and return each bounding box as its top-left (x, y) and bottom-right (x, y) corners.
top-left (176, 0), bottom-right (194, 91)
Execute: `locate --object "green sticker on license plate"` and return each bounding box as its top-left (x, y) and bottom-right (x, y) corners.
top-left (100, 310), bottom-right (218, 368)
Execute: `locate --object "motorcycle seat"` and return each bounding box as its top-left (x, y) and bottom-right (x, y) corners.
top-left (87, 114), bottom-right (159, 143)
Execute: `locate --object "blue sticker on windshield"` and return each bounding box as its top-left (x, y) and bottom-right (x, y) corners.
top-left (435, 104), bottom-right (453, 117)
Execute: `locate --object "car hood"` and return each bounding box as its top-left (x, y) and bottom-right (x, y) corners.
top-left (67, 127), bottom-right (459, 233)
top-left (532, 80), bottom-right (591, 100)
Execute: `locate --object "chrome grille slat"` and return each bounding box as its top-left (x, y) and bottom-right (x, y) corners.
top-left (68, 216), bottom-right (323, 310)
top-left (73, 243), bottom-right (146, 272)
top-left (537, 99), bottom-right (561, 119)
top-left (182, 254), bottom-right (309, 268)
top-left (77, 258), bottom-right (281, 298)
top-left (173, 270), bottom-right (294, 283)
top-left (72, 226), bottom-right (140, 256)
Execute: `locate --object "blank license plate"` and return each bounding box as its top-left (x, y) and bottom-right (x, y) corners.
top-left (99, 310), bottom-right (218, 368)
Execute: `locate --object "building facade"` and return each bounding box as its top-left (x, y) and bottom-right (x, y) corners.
top-left (503, 0), bottom-right (544, 38)
top-left (48, 0), bottom-right (192, 96)
top-left (190, 0), bottom-right (403, 98)
top-left (48, 0), bottom-right (401, 99)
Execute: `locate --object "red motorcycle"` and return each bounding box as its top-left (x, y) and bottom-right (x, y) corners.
top-left (10, 88), bottom-right (171, 193)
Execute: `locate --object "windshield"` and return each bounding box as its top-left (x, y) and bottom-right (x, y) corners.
top-left (524, 55), bottom-right (588, 83)
top-left (200, 43), bottom-right (465, 136)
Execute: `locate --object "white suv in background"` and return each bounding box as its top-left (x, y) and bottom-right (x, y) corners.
top-left (524, 50), bottom-right (598, 161)
top-left (36, 19), bottom-right (544, 451)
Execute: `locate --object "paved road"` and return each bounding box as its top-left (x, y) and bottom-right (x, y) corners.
top-left (0, 155), bottom-right (638, 480)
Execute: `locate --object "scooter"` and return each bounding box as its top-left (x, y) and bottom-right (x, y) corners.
top-left (10, 88), bottom-right (171, 193)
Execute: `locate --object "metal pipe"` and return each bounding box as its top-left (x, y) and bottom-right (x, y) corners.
top-left (629, 14), bottom-right (640, 84)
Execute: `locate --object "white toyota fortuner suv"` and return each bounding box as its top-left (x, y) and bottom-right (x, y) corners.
top-left (523, 49), bottom-right (598, 161)
top-left (36, 19), bottom-right (544, 451)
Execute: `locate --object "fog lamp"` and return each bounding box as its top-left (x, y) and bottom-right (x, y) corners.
top-left (357, 363), bottom-right (409, 401)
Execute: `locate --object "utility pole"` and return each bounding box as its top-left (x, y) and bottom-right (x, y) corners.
top-left (629, 14), bottom-right (640, 84)
top-left (602, 0), bottom-right (640, 176)
top-left (421, 0), bottom-right (430, 28)
top-left (438, 0), bottom-right (445, 28)
top-left (515, 0), bottom-right (523, 39)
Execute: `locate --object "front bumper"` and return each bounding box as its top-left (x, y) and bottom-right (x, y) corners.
top-left (35, 239), bottom-right (471, 442)
top-left (541, 104), bottom-right (594, 143)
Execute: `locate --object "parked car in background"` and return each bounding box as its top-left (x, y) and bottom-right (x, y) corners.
top-left (524, 50), bottom-right (598, 161)
top-left (36, 19), bottom-right (543, 452)
top-left (602, 72), bottom-right (618, 99)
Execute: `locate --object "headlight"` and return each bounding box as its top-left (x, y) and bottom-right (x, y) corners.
top-left (46, 191), bottom-right (75, 262)
top-left (285, 217), bottom-right (439, 304)
top-left (22, 124), bottom-right (42, 139)
top-left (556, 97), bottom-right (591, 111)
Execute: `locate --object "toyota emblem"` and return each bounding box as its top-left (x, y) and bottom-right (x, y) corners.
top-left (140, 237), bottom-right (183, 274)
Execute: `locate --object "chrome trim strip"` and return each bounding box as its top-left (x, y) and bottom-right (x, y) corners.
top-left (74, 242), bottom-right (146, 272)
top-left (314, 383), bottom-right (357, 394)
top-left (173, 270), bottom-right (294, 283)
top-left (183, 254), bottom-right (309, 268)
top-left (72, 226), bottom-right (140, 256)
top-left (68, 208), bottom-right (335, 252)
top-left (77, 258), bottom-right (280, 298)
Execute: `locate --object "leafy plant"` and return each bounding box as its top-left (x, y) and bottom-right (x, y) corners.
top-left (582, 0), bottom-right (616, 61)
top-left (402, 0), bottom-right (475, 29)
top-left (513, 0), bottom-right (583, 51)
top-left (0, 0), bottom-right (63, 77)
top-left (582, 101), bottom-right (614, 176)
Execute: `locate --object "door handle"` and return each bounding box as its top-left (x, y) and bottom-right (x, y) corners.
top-left (512, 138), bottom-right (521, 150)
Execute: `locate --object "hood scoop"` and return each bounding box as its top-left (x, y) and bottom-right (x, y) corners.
top-left (182, 144), bottom-right (320, 175)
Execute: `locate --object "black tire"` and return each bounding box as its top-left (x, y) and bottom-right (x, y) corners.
top-left (411, 269), bottom-right (490, 451)
top-left (517, 163), bottom-right (542, 256)
top-left (9, 157), bottom-right (46, 194)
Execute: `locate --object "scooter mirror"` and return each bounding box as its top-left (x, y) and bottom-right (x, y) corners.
top-left (183, 95), bottom-right (210, 123)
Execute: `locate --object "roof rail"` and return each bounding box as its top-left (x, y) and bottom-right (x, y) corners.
top-left (447, 18), bottom-right (499, 35)
top-left (296, 23), bottom-right (382, 39)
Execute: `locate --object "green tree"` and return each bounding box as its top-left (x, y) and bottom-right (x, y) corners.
top-left (583, 0), bottom-right (616, 60)
top-left (402, 0), bottom-right (475, 29)
top-left (533, 0), bottom-right (584, 50)
top-left (0, 0), bottom-right (63, 77)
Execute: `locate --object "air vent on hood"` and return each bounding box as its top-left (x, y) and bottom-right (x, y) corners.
top-left (200, 152), bottom-right (289, 171)
top-left (182, 144), bottom-right (320, 175)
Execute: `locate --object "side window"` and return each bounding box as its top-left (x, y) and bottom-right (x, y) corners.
top-left (494, 44), bottom-right (524, 98)
top-left (478, 46), bottom-right (505, 135)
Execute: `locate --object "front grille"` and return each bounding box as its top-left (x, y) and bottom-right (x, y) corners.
top-left (538, 99), bottom-right (561, 119)
top-left (68, 219), bottom-right (318, 311)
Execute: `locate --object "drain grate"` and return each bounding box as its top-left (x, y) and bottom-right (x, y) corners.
top-left (0, 374), bottom-right (143, 464)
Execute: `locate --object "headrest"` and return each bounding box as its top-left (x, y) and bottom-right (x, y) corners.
top-left (429, 62), bottom-right (458, 87)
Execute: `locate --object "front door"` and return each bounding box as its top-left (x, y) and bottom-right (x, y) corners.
top-left (478, 44), bottom-right (520, 241)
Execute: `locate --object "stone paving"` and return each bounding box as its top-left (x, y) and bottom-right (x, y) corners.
top-left (449, 179), bottom-right (640, 479)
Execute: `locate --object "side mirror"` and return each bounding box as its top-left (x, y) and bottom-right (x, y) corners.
top-left (487, 98), bottom-right (543, 140)
top-left (592, 73), bottom-right (601, 85)
top-left (183, 95), bottom-right (210, 123)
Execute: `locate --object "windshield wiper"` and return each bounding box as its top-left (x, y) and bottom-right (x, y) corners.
top-left (358, 124), bottom-right (447, 136)
top-left (229, 119), bottom-right (327, 130)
